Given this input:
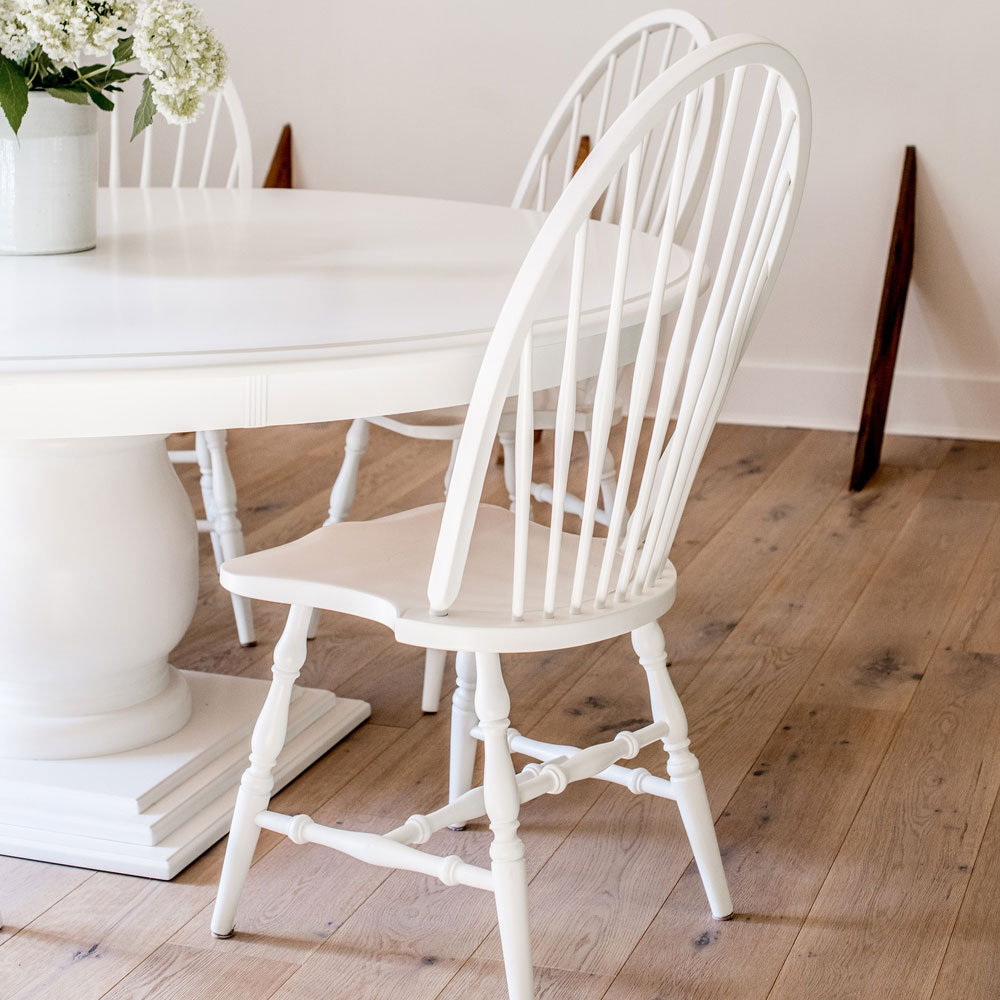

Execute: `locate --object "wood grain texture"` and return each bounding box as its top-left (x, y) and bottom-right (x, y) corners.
top-left (770, 649), bottom-right (1000, 1000)
top-left (603, 703), bottom-right (899, 1000)
top-left (100, 944), bottom-right (297, 1000)
top-left (0, 859), bottom-right (94, 947)
top-left (728, 463), bottom-right (935, 651)
top-left (793, 497), bottom-right (998, 712)
top-left (930, 791), bottom-right (1000, 1000)
top-left (5, 421), bottom-right (1000, 1000)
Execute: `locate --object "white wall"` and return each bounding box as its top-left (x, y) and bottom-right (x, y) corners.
top-left (201, 0), bottom-right (1000, 439)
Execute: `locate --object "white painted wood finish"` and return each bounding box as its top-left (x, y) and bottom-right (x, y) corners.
top-left (323, 9), bottom-right (718, 712)
top-left (107, 78), bottom-right (256, 646)
top-left (211, 37), bottom-right (811, 998)
top-left (0, 188), bottom-right (681, 874)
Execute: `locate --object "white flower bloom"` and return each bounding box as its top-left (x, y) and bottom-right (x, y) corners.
top-left (133, 0), bottom-right (226, 124)
top-left (19, 0), bottom-right (136, 62)
top-left (0, 1), bottom-right (31, 58)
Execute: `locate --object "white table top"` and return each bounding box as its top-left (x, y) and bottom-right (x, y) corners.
top-left (0, 188), bottom-right (690, 439)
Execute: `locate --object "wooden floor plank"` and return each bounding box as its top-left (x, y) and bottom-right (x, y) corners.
top-left (0, 724), bottom-right (400, 1000)
top-left (929, 789), bottom-right (1000, 1000)
top-left (9, 425), bottom-right (1000, 1000)
top-left (769, 649), bottom-right (1000, 1000)
top-left (793, 497), bottom-right (997, 712)
top-left (925, 440), bottom-right (1000, 502)
top-left (0, 860), bottom-right (94, 948)
top-left (660, 429), bottom-right (854, 679)
top-left (436, 958), bottom-right (613, 1000)
top-left (939, 511), bottom-right (1000, 655)
top-left (602, 702), bottom-right (898, 1000)
top-left (98, 943), bottom-right (297, 1000)
top-left (727, 463), bottom-right (934, 652)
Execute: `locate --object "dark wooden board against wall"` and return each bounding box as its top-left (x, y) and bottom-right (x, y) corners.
top-left (264, 124), bottom-right (294, 189)
top-left (849, 146), bottom-right (916, 491)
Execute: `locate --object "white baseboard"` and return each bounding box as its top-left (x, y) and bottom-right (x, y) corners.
top-left (721, 362), bottom-right (1000, 442)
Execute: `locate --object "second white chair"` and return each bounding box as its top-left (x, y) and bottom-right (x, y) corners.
top-left (105, 80), bottom-right (257, 647)
top-left (318, 9), bottom-right (719, 710)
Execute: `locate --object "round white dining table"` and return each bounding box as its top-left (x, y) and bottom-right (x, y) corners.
top-left (0, 187), bottom-right (691, 877)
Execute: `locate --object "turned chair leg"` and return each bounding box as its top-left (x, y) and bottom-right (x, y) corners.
top-left (309, 419), bottom-right (373, 641)
top-left (325, 418), bottom-right (370, 526)
top-left (443, 439), bottom-right (460, 495)
top-left (584, 431), bottom-right (618, 521)
top-left (632, 622), bottom-right (732, 919)
top-left (449, 651), bottom-right (478, 812)
top-left (497, 431), bottom-right (517, 511)
top-left (211, 605), bottom-right (312, 938)
top-left (422, 648), bottom-right (448, 713)
top-left (476, 652), bottom-right (533, 999)
top-left (204, 430), bottom-right (256, 647)
top-left (195, 431), bottom-right (224, 570)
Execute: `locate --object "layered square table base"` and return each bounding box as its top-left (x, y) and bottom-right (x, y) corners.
top-left (0, 671), bottom-right (370, 879)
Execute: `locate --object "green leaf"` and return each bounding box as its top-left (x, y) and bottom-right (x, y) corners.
top-left (113, 34), bottom-right (134, 64)
top-left (46, 87), bottom-right (90, 106)
top-left (0, 54), bottom-right (29, 135)
top-left (131, 76), bottom-right (156, 140)
top-left (83, 82), bottom-right (114, 112)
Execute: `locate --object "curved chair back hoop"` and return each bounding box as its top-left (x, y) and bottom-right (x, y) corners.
top-left (429, 35), bottom-right (811, 620)
top-left (105, 77), bottom-right (253, 191)
top-left (512, 9), bottom-right (717, 240)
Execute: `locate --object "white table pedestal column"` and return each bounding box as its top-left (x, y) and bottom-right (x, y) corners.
top-left (0, 436), bottom-right (369, 878)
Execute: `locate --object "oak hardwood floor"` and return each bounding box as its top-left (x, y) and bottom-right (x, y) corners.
top-left (2, 421), bottom-right (997, 1000)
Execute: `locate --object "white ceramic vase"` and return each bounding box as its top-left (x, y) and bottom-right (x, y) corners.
top-left (0, 91), bottom-right (99, 255)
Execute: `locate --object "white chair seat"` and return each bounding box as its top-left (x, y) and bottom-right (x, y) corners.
top-left (221, 503), bottom-right (676, 653)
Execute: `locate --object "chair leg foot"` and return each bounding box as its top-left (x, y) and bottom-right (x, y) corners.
top-left (231, 594), bottom-right (257, 648)
top-left (325, 418), bottom-right (370, 526)
top-left (493, 856), bottom-right (533, 1000)
top-left (306, 607), bottom-right (321, 641)
top-left (211, 606), bottom-right (311, 938)
top-left (633, 621), bottom-right (733, 920)
top-left (422, 648), bottom-right (448, 713)
top-left (497, 431), bottom-right (517, 510)
top-left (204, 429), bottom-right (256, 647)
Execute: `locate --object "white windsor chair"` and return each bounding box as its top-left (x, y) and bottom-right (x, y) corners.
top-left (104, 79), bottom-right (257, 647)
top-left (319, 8), bottom-right (718, 713)
top-left (209, 35), bottom-right (811, 1000)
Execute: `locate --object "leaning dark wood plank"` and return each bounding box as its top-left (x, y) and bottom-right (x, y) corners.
top-left (264, 124), bottom-right (293, 189)
top-left (850, 146), bottom-right (916, 492)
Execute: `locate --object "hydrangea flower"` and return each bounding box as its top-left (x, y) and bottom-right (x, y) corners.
top-left (0, 1), bottom-right (30, 58)
top-left (0, 0), bottom-right (227, 136)
top-left (19, 0), bottom-right (136, 63)
top-left (133, 0), bottom-right (226, 124)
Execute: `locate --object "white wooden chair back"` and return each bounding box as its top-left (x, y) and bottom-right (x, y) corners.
top-left (513, 9), bottom-right (717, 239)
top-left (429, 36), bottom-right (811, 621)
top-left (103, 78), bottom-right (253, 191)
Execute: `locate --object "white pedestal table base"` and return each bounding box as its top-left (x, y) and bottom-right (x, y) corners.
top-left (0, 671), bottom-right (370, 878)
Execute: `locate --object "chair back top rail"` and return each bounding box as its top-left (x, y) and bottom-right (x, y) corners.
top-left (105, 78), bottom-right (252, 191)
top-left (512, 9), bottom-right (717, 240)
top-left (428, 35), bottom-right (811, 623)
